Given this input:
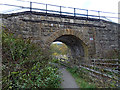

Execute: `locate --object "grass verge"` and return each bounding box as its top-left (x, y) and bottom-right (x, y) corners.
top-left (67, 67), bottom-right (96, 88)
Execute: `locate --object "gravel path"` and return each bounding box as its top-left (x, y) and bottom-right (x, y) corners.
top-left (59, 66), bottom-right (79, 88)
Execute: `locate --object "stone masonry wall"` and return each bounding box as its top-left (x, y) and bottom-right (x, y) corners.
top-left (1, 11), bottom-right (119, 59)
top-left (95, 23), bottom-right (118, 58)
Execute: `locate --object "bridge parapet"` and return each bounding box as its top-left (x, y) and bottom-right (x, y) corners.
top-left (1, 11), bottom-right (119, 58)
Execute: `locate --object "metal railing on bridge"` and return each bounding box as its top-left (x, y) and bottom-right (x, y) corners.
top-left (0, 0), bottom-right (119, 22)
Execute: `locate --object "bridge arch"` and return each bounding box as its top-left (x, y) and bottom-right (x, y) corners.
top-left (46, 29), bottom-right (89, 64)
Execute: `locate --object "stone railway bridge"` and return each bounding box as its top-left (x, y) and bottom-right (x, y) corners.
top-left (1, 11), bottom-right (119, 64)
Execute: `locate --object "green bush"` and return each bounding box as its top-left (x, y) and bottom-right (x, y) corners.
top-left (3, 64), bottom-right (61, 89)
top-left (51, 58), bottom-right (59, 63)
top-left (2, 30), bottom-right (61, 89)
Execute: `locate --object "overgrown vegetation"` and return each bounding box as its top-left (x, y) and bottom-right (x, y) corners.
top-left (67, 67), bottom-right (96, 88)
top-left (50, 43), bottom-right (68, 56)
top-left (50, 43), bottom-right (70, 60)
top-left (2, 29), bottom-right (61, 89)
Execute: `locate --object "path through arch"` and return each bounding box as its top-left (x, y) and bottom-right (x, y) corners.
top-left (46, 29), bottom-right (89, 65)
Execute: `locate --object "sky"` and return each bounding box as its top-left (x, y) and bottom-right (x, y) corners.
top-left (0, 0), bottom-right (120, 23)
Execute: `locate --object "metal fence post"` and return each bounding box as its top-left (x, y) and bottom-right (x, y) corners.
top-left (74, 8), bottom-right (76, 17)
top-left (46, 4), bottom-right (47, 13)
top-left (98, 11), bottom-right (100, 19)
top-left (30, 2), bottom-right (32, 11)
top-left (87, 10), bottom-right (88, 18)
top-left (60, 6), bottom-right (62, 15)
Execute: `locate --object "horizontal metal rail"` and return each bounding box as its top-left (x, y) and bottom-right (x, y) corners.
top-left (78, 65), bottom-right (118, 80)
top-left (58, 57), bottom-right (119, 87)
top-left (82, 64), bottom-right (119, 74)
top-left (0, 1), bottom-right (119, 22)
top-left (16, 0), bottom-right (119, 14)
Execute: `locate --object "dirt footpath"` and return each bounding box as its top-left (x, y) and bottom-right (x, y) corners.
top-left (59, 66), bottom-right (79, 88)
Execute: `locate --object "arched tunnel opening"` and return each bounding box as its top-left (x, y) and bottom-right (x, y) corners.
top-left (50, 35), bottom-right (87, 65)
top-left (50, 41), bottom-right (69, 59)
